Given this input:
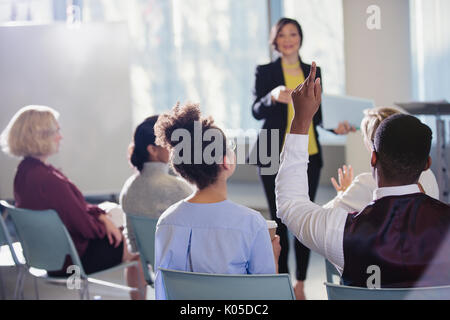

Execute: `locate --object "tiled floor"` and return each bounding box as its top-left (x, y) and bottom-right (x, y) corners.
top-left (0, 183), bottom-right (337, 300)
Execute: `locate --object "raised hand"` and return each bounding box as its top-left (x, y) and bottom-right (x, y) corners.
top-left (290, 62), bottom-right (322, 134)
top-left (331, 165), bottom-right (354, 193)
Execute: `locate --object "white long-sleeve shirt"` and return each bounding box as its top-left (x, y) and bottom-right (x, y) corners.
top-left (323, 170), bottom-right (439, 213)
top-left (275, 134), bottom-right (421, 274)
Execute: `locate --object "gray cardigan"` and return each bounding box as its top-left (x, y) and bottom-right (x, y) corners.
top-left (119, 162), bottom-right (193, 252)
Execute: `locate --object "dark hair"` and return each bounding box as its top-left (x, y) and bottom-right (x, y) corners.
top-left (154, 103), bottom-right (227, 190)
top-left (270, 17), bottom-right (303, 53)
top-left (130, 115), bottom-right (159, 172)
top-left (374, 114), bottom-right (432, 184)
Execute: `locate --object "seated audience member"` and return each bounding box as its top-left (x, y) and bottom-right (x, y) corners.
top-left (120, 115), bottom-right (193, 252)
top-left (153, 103), bottom-right (281, 300)
top-left (276, 63), bottom-right (450, 288)
top-left (0, 105), bottom-right (146, 299)
top-left (325, 107), bottom-right (439, 212)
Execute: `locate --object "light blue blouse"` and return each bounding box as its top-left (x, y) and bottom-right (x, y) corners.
top-left (154, 199), bottom-right (276, 300)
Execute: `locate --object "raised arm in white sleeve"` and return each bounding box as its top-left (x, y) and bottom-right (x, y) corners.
top-left (275, 133), bottom-right (348, 273)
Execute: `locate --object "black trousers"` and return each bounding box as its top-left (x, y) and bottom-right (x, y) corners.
top-left (258, 153), bottom-right (322, 281)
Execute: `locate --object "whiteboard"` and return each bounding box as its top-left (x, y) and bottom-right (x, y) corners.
top-left (0, 23), bottom-right (134, 199)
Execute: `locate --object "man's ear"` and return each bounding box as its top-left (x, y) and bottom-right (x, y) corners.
top-left (222, 155), bottom-right (231, 171)
top-left (371, 151), bottom-right (377, 168)
top-left (424, 156), bottom-right (432, 171)
top-left (147, 145), bottom-right (157, 161)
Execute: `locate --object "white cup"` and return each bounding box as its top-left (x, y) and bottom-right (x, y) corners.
top-left (266, 220), bottom-right (278, 240)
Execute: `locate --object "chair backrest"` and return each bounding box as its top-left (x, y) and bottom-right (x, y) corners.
top-left (325, 259), bottom-right (341, 284)
top-left (0, 213), bottom-right (9, 246)
top-left (127, 214), bottom-right (158, 284)
top-left (160, 268), bottom-right (295, 300)
top-left (325, 282), bottom-right (450, 300)
top-left (0, 210), bottom-right (21, 266)
top-left (1, 201), bottom-right (85, 277)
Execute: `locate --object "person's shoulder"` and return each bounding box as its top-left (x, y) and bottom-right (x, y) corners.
top-left (348, 172), bottom-right (377, 196)
top-left (119, 173), bottom-right (139, 204)
top-left (176, 178), bottom-right (195, 196)
top-left (256, 58), bottom-right (280, 72)
top-left (18, 157), bottom-right (45, 171)
top-left (166, 174), bottom-right (192, 189)
top-left (18, 157), bottom-right (56, 182)
top-left (422, 194), bottom-right (450, 212)
top-left (156, 200), bottom-right (186, 225)
top-left (418, 169), bottom-right (439, 199)
top-left (152, 173), bottom-right (193, 199)
top-left (224, 201), bottom-right (267, 227)
top-left (353, 172), bottom-right (375, 185)
top-left (419, 168), bottom-right (436, 181)
top-left (121, 172), bottom-right (139, 190)
top-left (347, 172), bottom-right (376, 195)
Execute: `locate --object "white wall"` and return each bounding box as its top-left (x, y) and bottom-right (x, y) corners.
top-left (0, 23), bottom-right (134, 199)
top-left (343, 0), bottom-right (413, 106)
top-left (343, 0), bottom-right (414, 174)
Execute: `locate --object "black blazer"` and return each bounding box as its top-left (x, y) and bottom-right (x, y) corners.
top-left (250, 58), bottom-right (324, 168)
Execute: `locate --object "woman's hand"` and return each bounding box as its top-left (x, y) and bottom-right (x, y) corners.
top-left (331, 165), bottom-right (354, 193)
top-left (99, 214), bottom-right (122, 248)
top-left (271, 86), bottom-right (293, 104)
top-left (334, 121), bottom-right (356, 135)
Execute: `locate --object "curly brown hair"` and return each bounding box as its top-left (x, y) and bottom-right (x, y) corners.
top-left (154, 103), bottom-right (227, 190)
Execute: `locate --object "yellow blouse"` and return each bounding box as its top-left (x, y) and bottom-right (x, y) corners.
top-left (282, 61), bottom-right (319, 156)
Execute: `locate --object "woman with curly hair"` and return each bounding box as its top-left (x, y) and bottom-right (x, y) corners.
top-left (153, 103), bottom-right (281, 300)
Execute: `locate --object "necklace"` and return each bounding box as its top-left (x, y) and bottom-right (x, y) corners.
top-left (282, 60), bottom-right (300, 70)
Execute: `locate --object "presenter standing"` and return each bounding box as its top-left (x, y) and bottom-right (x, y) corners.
top-left (251, 17), bottom-right (353, 299)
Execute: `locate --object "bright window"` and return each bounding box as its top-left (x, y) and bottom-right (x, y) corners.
top-left (83, 0), bottom-right (270, 131)
top-left (282, 0), bottom-right (346, 144)
top-left (410, 0), bottom-right (450, 142)
top-left (282, 0), bottom-right (345, 95)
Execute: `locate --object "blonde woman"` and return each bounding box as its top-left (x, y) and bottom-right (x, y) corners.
top-left (325, 107), bottom-right (439, 212)
top-left (1, 105), bottom-right (146, 299)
